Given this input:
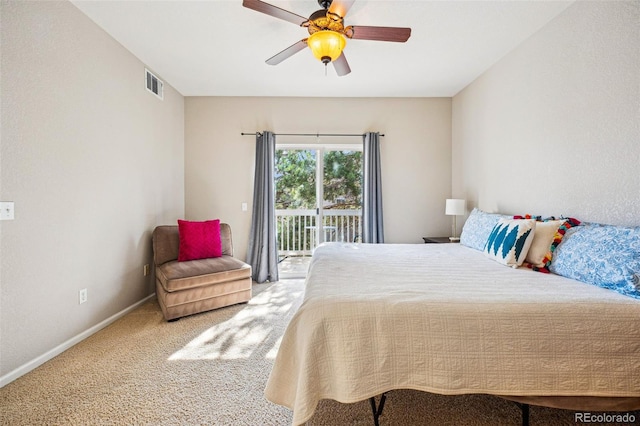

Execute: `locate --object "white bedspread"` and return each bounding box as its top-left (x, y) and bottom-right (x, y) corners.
top-left (265, 243), bottom-right (640, 425)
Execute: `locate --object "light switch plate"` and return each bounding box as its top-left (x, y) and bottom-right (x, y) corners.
top-left (0, 202), bottom-right (14, 220)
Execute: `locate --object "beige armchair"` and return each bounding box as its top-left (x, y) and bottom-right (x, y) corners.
top-left (152, 223), bottom-right (252, 321)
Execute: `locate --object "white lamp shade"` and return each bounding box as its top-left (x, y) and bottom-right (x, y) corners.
top-left (445, 199), bottom-right (466, 216)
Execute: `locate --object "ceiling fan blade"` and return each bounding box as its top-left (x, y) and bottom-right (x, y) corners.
top-left (243, 0), bottom-right (308, 26)
top-left (327, 0), bottom-right (356, 20)
top-left (333, 52), bottom-right (351, 77)
top-left (347, 26), bottom-right (411, 42)
top-left (266, 39), bottom-right (308, 65)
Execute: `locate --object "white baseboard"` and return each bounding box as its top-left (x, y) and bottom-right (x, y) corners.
top-left (0, 294), bottom-right (155, 388)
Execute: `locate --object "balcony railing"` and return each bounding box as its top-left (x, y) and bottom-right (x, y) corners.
top-left (276, 209), bottom-right (362, 256)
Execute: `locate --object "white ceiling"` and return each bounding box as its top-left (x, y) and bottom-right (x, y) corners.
top-left (71, 0), bottom-right (574, 98)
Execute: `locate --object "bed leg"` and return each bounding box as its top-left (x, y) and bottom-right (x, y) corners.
top-left (516, 402), bottom-right (530, 426)
top-left (369, 393), bottom-right (387, 426)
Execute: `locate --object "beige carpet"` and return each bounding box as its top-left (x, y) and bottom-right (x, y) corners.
top-left (0, 276), bottom-right (624, 425)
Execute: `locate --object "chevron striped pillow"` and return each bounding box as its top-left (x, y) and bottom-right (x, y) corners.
top-left (484, 219), bottom-right (536, 268)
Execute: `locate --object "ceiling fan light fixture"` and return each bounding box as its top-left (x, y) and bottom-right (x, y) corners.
top-left (307, 30), bottom-right (346, 64)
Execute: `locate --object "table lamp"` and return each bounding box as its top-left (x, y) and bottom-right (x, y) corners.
top-left (445, 199), bottom-right (466, 241)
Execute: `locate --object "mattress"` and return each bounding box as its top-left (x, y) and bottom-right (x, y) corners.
top-left (264, 243), bottom-right (640, 425)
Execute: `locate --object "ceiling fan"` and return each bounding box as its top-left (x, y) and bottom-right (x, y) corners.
top-left (242, 0), bottom-right (411, 76)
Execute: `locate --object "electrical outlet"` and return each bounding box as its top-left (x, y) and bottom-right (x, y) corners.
top-left (79, 288), bottom-right (88, 304)
top-left (143, 264), bottom-right (150, 276)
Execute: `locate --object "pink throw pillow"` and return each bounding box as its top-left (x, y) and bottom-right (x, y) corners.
top-left (177, 219), bottom-right (222, 261)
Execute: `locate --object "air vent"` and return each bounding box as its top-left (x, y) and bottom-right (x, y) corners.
top-left (145, 68), bottom-right (163, 100)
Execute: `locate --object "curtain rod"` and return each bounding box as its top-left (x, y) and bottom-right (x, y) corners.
top-left (240, 132), bottom-right (384, 137)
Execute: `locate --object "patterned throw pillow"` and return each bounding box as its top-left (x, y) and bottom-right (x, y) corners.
top-left (512, 215), bottom-right (582, 272)
top-left (523, 220), bottom-right (565, 267)
top-left (484, 219), bottom-right (536, 268)
top-left (531, 217), bottom-right (581, 273)
top-left (549, 224), bottom-right (640, 299)
top-left (177, 219), bottom-right (222, 262)
top-left (460, 208), bottom-right (510, 251)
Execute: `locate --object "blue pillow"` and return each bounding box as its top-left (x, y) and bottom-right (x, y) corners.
top-left (549, 224), bottom-right (640, 299)
top-left (460, 208), bottom-right (510, 251)
top-left (484, 219), bottom-right (536, 268)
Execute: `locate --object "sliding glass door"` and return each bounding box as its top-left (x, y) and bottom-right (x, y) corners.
top-left (321, 149), bottom-right (362, 245)
top-left (275, 146), bottom-right (362, 256)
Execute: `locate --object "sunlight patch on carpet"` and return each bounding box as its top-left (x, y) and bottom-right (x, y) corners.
top-left (266, 335), bottom-right (283, 360)
top-left (168, 280), bottom-right (303, 361)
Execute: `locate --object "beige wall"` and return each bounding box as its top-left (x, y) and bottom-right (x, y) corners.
top-left (452, 1), bottom-right (640, 226)
top-left (0, 1), bottom-right (184, 379)
top-left (185, 97), bottom-right (452, 259)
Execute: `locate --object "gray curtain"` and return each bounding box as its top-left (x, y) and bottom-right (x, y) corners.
top-left (362, 132), bottom-right (384, 243)
top-left (247, 131), bottom-right (279, 282)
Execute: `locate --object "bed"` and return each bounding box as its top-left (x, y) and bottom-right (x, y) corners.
top-left (264, 239), bottom-right (640, 425)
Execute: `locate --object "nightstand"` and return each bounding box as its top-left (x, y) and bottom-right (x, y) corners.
top-left (423, 237), bottom-right (459, 244)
